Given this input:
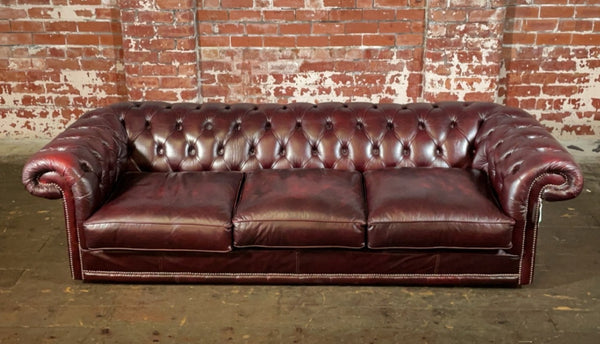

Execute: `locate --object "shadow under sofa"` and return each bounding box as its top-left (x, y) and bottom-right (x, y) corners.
top-left (22, 101), bottom-right (584, 286)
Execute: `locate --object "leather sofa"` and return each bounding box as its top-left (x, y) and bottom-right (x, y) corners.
top-left (22, 102), bottom-right (584, 286)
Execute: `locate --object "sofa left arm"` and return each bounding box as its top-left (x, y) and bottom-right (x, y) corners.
top-left (22, 106), bottom-right (129, 278)
top-left (473, 108), bottom-right (584, 220)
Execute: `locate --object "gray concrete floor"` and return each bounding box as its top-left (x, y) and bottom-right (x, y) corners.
top-left (1, 155), bottom-right (599, 343)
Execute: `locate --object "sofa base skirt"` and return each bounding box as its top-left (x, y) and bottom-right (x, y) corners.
top-left (80, 248), bottom-right (522, 286)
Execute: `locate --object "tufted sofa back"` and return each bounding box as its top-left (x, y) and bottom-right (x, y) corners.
top-left (113, 101), bottom-right (509, 172)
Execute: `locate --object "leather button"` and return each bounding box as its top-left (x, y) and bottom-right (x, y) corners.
top-left (204, 122), bottom-right (213, 130)
top-left (187, 145), bottom-right (196, 157)
top-left (311, 147), bottom-right (319, 156)
top-left (450, 120), bottom-right (457, 129)
top-left (156, 144), bottom-right (165, 156)
top-left (265, 121), bottom-right (272, 130)
top-left (175, 121), bottom-right (183, 131)
top-left (356, 122), bottom-right (364, 130)
top-left (340, 146), bottom-right (349, 156)
top-left (435, 147), bottom-right (443, 156)
top-left (325, 121), bottom-right (333, 130)
top-left (279, 148), bottom-right (286, 156)
top-left (372, 147), bottom-right (380, 156)
top-left (295, 121), bottom-right (302, 129)
top-left (233, 123), bottom-right (241, 131)
top-left (386, 122), bottom-right (394, 130)
top-left (248, 147), bottom-right (255, 155)
top-left (418, 121), bottom-right (426, 130)
top-left (144, 120), bottom-right (151, 130)
top-left (402, 147), bottom-right (410, 156)
top-left (217, 146), bottom-right (224, 156)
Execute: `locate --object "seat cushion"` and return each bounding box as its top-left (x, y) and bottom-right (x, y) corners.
top-left (84, 172), bottom-right (243, 252)
top-left (233, 169), bottom-right (366, 249)
top-left (364, 168), bottom-right (515, 250)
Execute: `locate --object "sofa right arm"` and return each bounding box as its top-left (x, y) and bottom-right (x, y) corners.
top-left (22, 106), bottom-right (129, 221)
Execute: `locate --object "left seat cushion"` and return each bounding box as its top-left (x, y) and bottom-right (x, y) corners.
top-left (233, 169), bottom-right (367, 249)
top-left (84, 172), bottom-right (243, 252)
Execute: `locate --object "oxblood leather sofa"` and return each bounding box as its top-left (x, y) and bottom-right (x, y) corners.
top-left (22, 102), bottom-right (583, 286)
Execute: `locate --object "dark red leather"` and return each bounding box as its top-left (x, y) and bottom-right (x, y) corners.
top-left (84, 172), bottom-right (243, 252)
top-left (21, 101), bottom-right (584, 285)
top-left (233, 169), bottom-right (366, 249)
top-left (364, 168), bottom-right (515, 249)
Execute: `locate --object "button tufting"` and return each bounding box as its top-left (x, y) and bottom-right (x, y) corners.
top-left (386, 121), bottom-right (394, 130)
top-left (450, 120), bottom-right (457, 128)
top-left (436, 146), bottom-right (443, 156)
top-left (311, 146), bottom-right (319, 156)
top-left (402, 147), bottom-right (411, 156)
top-left (144, 120), bottom-right (151, 130)
top-left (418, 121), bottom-right (426, 130)
top-left (325, 121), bottom-right (333, 131)
top-left (217, 145), bottom-right (224, 156)
top-left (295, 121), bottom-right (302, 129)
top-left (156, 144), bottom-right (165, 156)
top-left (264, 121), bottom-right (272, 130)
top-left (372, 146), bottom-right (380, 156)
top-left (187, 144), bottom-right (196, 157)
top-left (279, 148), bottom-right (286, 156)
top-left (340, 146), bottom-right (349, 156)
top-left (248, 146), bottom-right (255, 155)
top-left (204, 122), bottom-right (213, 130)
top-left (175, 121), bottom-right (183, 131)
top-left (356, 122), bottom-right (364, 130)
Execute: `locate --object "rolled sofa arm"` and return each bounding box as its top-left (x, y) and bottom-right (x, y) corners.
top-left (472, 107), bottom-right (584, 220)
top-left (22, 105), bottom-right (129, 219)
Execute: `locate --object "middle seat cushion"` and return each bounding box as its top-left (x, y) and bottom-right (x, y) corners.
top-left (233, 169), bottom-right (367, 249)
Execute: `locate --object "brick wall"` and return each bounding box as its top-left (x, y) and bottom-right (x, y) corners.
top-left (1, 0), bottom-right (598, 140)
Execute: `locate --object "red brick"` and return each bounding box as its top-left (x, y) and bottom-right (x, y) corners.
top-left (275, 0), bottom-right (306, 7)
top-left (159, 51), bottom-right (197, 64)
top-left (264, 36), bottom-right (296, 47)
top-left (199, 36), bottom-right (230, 47)
top-left (297, 35), bottom-right (329, 46)
top-left (246, 24), bottom-right (277, 35)
top-left (523, 19), bottom-right (558, 31)
top-left (78, 22), bottom-right (112, 33)
top-left (506, 6), bottom-right (539, 19)
top-left (264, 10), bottom-right (296, 21)
top-left (313, 23), bottom-right (344, 34)
top-left (160, 76), bottom-right (197, 88)
top-left (329, 10), bottom-right (363, 21)
top-left (229, 10), bottom-right (262, 21)
top-left (363, 34), bottom-right (395, 46)
top-left (558, 20), bottom-right (594, 32)
top-left (575, 6), bottom-right (600, 18)
top-left (156, 0), bottom-right (194, 9)
top-left (0, 33), bottom-right (32, 45)
top-left (503, 32), bottom-right (536, 45)
top-left (537, 33), bottom-right (571, 45)
top-left (197, 10), bottom-right (228, 21)
top-left (572, 34), bottom-right (600, 45)
top-left (363, 10), bottom-right (396, 20)
top-left (156, 25), bottom-right (195, 38)
top-left (139, 11), bottom-right (174, 23)
top-left (0, 8), bottom-right (27, 20)
top-left (379, 22), bottom-right (412, 34)
top-left (330, 35), bottom-right (362, 46)
top-left (10, 21), bottom-right (44, 32)
top-left (375, 0), bottom-right (409, 6)
top-left (67, 34), bottom-right (100, 45)
top-left (323, 0), bottom-right (351, 6)
top-left (345, 22), bottom-right (378, 34)
top-left (296, 10), bottom-right (329, 21)
top-left (540, 6), bottom-right (575, 18)
top-left (222, 0), bottom-right (253, 7)
top-left (123, 24), bottom-right (155, 37)
top-left (280, 23), bottom-right (311, 35)
top-left (231, 36), bottom-right (262, 47)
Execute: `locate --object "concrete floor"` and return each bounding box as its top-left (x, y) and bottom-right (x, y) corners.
top-left (1, 155), bottom-right (599, 343)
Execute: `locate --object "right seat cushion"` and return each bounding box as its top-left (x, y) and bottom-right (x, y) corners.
top-left (233, 169), bottom-right (367, 249)
top-left (364, 168), bottom-right (515, 250)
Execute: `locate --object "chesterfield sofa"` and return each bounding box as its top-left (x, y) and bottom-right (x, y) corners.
top-left (22, 101), bottom-right (583, 286)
